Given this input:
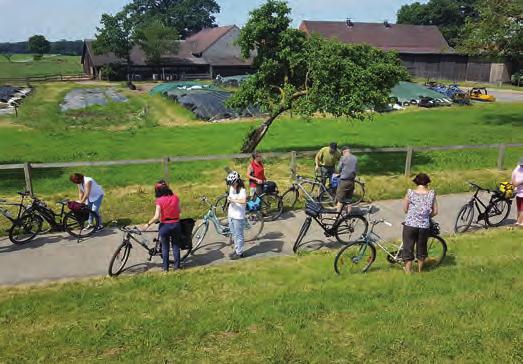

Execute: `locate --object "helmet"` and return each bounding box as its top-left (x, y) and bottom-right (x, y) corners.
top-left (226, 171), bottom-right (240, 185)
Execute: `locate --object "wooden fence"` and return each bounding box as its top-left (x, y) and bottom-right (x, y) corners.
top-left (0, 143), bottom-right (521, 196)
top-left (0, 73), bottom-right (90, 84)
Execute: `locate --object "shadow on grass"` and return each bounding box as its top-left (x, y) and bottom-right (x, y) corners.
top-left (478, 111), bottom-right (523, 127)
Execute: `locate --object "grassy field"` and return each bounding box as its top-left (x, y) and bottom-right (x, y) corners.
top-left (0, 54), bottom-right (82, 78)
top-left (0, 228), bottom-right (521, 362)
top-left (0, 81), bottom-right (521, 226)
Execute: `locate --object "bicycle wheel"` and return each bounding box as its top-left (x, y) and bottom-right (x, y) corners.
top-left (214, 193), bottom-right (229, 225)
top-left (300, 180), bottom-right (322, 201)
top-left (293, 217), bottom-right (312, 253)
top-left (108, 241), bottom-right (131, 276)
top-left (244, 210), bottom-right (264, 242)
top-left (485, 199), bottom-right (511, 227)
top-left (260, 193), bottom-right (283, 221)
top-left (454, 202), bottom-right (474, 233)
top-left (335, 215), bottom-right (369, 245)
top-left (318, 189), bottom-right (336, 209)
top-left (190, 221), bottom-right (209, 254)
top-left (8, 213), bottom-right (43, 245)
top-left (424, 236), bottom-right (447, 269)
top-left (63, 211), bottom-right (99, 238)
top-left (334, 241), bottom-right (376, 275)
top-left (281, 187), bottom-right (298, 212)
top-left (351, 180), bottom-right (365, 205)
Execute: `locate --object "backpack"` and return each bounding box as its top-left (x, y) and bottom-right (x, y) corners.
top-left (67, 201), bottom-right (91, 222)
top-left (263, 181), bottom-right (278, 194)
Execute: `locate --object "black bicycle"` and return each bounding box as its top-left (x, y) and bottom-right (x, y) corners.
top-left (23, 195), bottom-right (100, 240)
top-left (1, 191), bottom-right (42, 245)
top-left (108, 221), bottom-right (194, 277)
top-left (292, 202), bottom-right (369, 253)
top-left (454, 182), bottom-right (512, 233)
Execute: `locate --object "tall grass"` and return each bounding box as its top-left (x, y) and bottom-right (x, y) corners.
top-left (1, 228), bottom-right (522, 362)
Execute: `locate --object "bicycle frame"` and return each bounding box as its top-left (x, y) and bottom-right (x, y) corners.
top-left (202, 204), bottom-right (230, 237)
top-left (30, 199), bottom-right (67, 230)
top-left (124, 229), bottom-right (160, 258)
top-left (290, 176), bottom-right (328, 203)
top-left (0, 197), bottom-right (27, 223)
top-left (466, 185), bottom-right (508, 223)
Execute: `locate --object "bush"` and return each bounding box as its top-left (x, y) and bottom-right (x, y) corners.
top-left (32, 54), bottom-right (43, 61)
top-left (100, 63), bottom-right (127, 81)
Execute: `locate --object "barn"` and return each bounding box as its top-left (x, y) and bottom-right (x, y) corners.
top-left (299, 20), bottom-right (512, 83)
top-left (81, 25), bottom-right (253, 81)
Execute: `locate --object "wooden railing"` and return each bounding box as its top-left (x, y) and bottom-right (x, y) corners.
top-left (0, 143), bottom-right (521, 195)
top-left (0, 73), bottom-right (90, 83)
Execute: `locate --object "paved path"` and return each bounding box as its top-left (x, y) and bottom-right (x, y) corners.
top-left (0, 192), bottom-right (515, 286)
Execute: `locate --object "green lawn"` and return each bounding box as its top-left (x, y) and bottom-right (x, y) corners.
top-left (1, 228), bottom-right (521, 362)
top-left (0, 54), bottom-right (82, 78)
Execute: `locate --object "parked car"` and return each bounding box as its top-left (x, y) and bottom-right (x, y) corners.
top-left (511, 72), bottom-right (522, 86)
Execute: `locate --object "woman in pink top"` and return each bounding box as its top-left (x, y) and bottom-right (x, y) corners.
top-left (511, 158), bottom-right (523, 226)
top-left (145, 180), bottom-right (182, 271)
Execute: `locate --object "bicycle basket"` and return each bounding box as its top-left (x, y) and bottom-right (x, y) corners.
top-left (67, 201), bottom-right (90, 222)
top-left (178, 218), bottom-right (195, 250)
top-left (497, 182), bottom-right (514, 200)
top-left (429, 220), bottom-right (440, 236)
top-left (305, 201), bottom-right (322, 218)
top-left (247, 197), bottom-right (261, 211)
top-left (263, 181), bottom-right (278, 194)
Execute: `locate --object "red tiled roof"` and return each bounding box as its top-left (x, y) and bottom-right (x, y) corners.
top-left (300, 21), bottom-right (454, 54)
top-left (184, 25), bottom-right (237, 54)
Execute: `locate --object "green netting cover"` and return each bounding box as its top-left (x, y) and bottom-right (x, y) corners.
top-left (390, 81), bottom-right (451, 103)
top-left (149, 82), bottom-right (216, 96)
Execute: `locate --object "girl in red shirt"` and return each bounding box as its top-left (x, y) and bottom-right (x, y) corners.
top-left (247, 151), bottom-right (266, 196)
top-left (145, 180), bottom-right (182, 271)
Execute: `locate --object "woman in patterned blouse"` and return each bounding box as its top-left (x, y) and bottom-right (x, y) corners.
top-left (402, 173), bottom-right (438, 273)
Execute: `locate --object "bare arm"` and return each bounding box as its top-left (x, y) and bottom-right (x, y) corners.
top-left (431, 197), bottom-right (438, 217)
top-left (146, 205), bottom-right (161, 229)
top-left (228, 190), bottom-right (247, 204)
top-left (79, 181), bottom-right (91, 204)
top-left (77, 184), bottom-right (82, 201)
top-left (402, 193), bottom-right (409, 214)
top-left (315, 151), bottom-right (321, 169)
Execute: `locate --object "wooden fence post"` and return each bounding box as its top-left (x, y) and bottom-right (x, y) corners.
top-left (23, 162), bottom-right (33, 196)
top-left (290, 151), bottom-right (297, 179)
top-left (404, 147), bottom-right (413, 177)
top-left (497, 144), bottom-right (506, 170)
top-left (163, 157), bottom-right (170, 183)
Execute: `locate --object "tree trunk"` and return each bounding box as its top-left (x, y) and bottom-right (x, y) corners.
top-left (241, 109), bottom-right (286, 153)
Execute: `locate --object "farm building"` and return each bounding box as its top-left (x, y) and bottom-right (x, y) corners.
top-left (299, 20), bottom-right (512, 83)
top-left (81, 25), bottom-right (253, 81)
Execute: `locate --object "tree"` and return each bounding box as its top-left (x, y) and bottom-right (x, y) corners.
top-left (123, 0), bottom-right (220, 38)
top-left (229, 0), bottom-right (409, 153)
top-left (397, 0), bottom-right (479, 47)
top-left (93, 12), bottom-right (134, 77)
top-left (28, 35), bottom-right (51, 56)
top-left (1, 53), bottom-right (13, 62)
top-left (134, 19), bottom-right (180, 65)
top-left (460, 0), bottom-right (523, 61)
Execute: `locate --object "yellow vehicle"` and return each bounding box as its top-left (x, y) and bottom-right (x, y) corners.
top-left (469, 87), bottom-right (496, 102)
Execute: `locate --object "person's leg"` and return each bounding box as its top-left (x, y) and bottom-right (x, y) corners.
top-left (159, 224), bottom-right (170, 272)
top-left (236, 219), bottom-right (245, 255)
top-left (88, 195), bottom-right (104, 226)
top-left (517, 197), bottom-right (523, 225)
top-left (402, 225), bottom-right (416, 273)
top-left (416, 228), bottom-right (430, 272)
top-left (171, 223), bottom-right (181, 269)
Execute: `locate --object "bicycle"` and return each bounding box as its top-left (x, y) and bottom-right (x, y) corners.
top-left (334, 208), bottom-right (447, 275)
top-left (454, 182), bottom-right (512, 233)
top-left (23, 195), bottom-right (100, 240)
top-left (292, 201), bottom-right (369, 253)
top-left (317, 173), bottom-right (366, 208)
top-left (108, 223), bottom-right (194, 277)
top-left (0, 191), bottom-right (42, 245)
top-left (191, 196), bottom-right (264, 254)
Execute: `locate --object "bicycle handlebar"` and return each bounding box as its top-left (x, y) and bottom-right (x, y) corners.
top-left (467, 181), bottom-right (490, 193)
top-left (371, 219), bottom-right (392, 227)
top-left (120, 226), bottom-right (142, 235)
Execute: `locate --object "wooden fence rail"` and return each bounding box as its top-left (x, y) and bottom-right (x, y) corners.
top-left (0, 73), bottom-right (90, 83)
top-left (0, 143), bottom-right (521, 196)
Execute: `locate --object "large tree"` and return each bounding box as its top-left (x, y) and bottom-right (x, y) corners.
top-left (134, 19), bottom-right (180, 65)
top-left (123, 0), bottom-right (220, 38)
top-left (460, 0), bottom-right (523, 61)
top-left (28, 35), bottom-right (51, 56)
top-left (397, 0), bottom-right (479, 47)
top-left (229, 0), bottom-right (409, 153)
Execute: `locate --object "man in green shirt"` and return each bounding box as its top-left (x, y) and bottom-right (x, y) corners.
top-left (315, 142), bottom-right (341, 186)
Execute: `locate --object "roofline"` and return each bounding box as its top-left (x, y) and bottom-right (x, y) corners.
top-left (299, 20), bottom-right (441, 29)
top-left (197, 25), bottom-right (238, 54)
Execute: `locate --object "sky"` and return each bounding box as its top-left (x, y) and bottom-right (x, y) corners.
top-left (0, 0), bottom-right (425, 42)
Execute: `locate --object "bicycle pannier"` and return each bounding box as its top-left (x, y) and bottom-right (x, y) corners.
top-left (178, 218), bottom-right (196, 250)
top-left (498, 182), bottom-right (514, 200)
top-left (67, 201), bottom-right (90, 222)
top-left (305, 201), bottom-right (322, 218)
top-left (263, 181), bottom-right (278, 194)
top-left (247, 197), bottom-right (261, 211)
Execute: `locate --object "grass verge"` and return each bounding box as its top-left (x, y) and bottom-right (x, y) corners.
top-left (0, 228), bottom-right (522, 362)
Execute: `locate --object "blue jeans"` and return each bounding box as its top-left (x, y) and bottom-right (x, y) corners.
top-left (88, 195), bottom-right (104, 225)
top-left (159, 222), bottom-right (181, 271)
top-left (228, 218), bottom-right (245, 255)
